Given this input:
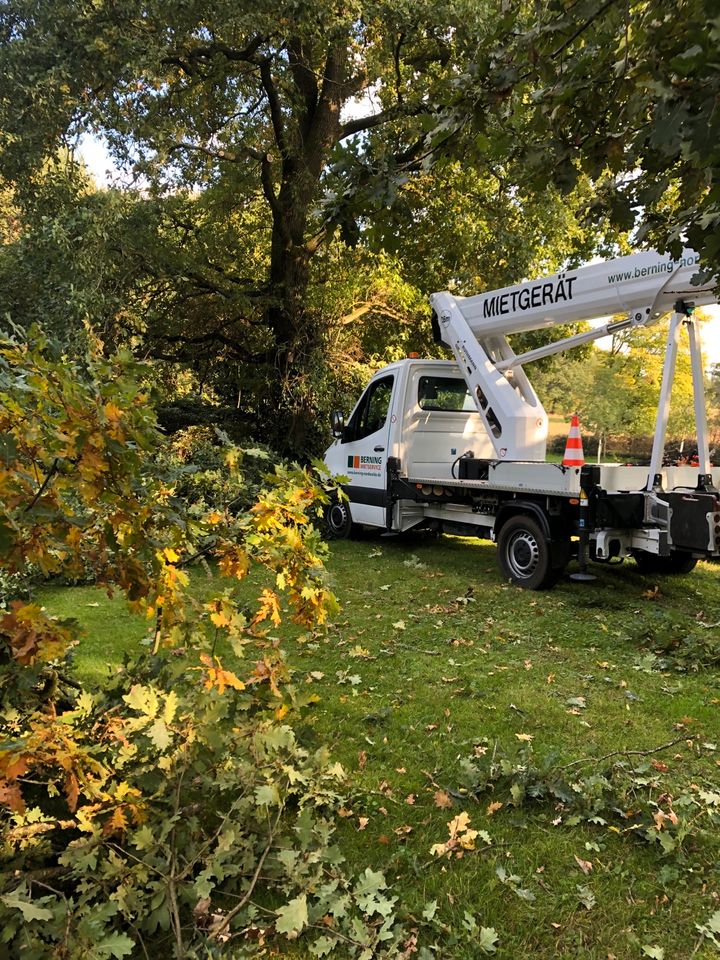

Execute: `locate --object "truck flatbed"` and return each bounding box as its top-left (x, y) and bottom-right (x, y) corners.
top-left (406, 465), bottom-right (720, 498)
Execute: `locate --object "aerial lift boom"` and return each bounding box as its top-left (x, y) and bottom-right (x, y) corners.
top-left (430, 249), bottom-right (717, 488)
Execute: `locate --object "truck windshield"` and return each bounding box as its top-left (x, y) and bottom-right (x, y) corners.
top-left (418, 376), bottom-right (474, 412)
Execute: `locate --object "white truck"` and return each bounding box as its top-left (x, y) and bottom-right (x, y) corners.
top-left (323, 249), bottom-right (720, 589)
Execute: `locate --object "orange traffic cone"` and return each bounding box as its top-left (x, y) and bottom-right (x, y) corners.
top-left (562, 414), bottom-right (585, 467)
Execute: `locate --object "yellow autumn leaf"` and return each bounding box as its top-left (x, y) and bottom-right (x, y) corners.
top-left (105, 806), bottom-right (128, 835)
top-left (103, 402), bottom-right (123, 423)
top-left (225, 448), bottom-right (240, 469)
top-left (252, 589), bottom-right (282, 627)
top-left (164, 690), bottom-right (178, 725)
top-left (210, 609), bottom-right (232, 628)
top-left (217, 547), bottom-right (250, 581)
top-left (199, 653), bottom-right (246, 696)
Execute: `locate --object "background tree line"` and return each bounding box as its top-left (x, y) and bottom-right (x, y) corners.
top-left (0, 0), bottom-right (718, 455)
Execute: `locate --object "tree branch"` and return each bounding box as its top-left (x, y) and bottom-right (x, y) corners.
top-left (168, 140), bottom-right (266, 164)
top-left (550, 0), bottom-right (619, 61)
top-left (394, 33), bottom-right (405, 106)
top-left (287, 37), bottom-right (318, 121)
top-left (25, 458), bottom-right (58, 514)
top-left (259, 153), bottom-right (284, 226)
top-left (162, 36), bottom-right (264, 69)
top-left (340, 102), bottom-right (426, 140)
top-left (161, 55), bottom-right (196, 77)
top-left (259, 59), bottom-right (287, 158)
top-left (560, 734), bottom-right (694, 771)
top-left (304, 225), bottom-right (331, 256)
top-left (167, 139), bottom-right (281, 227)
top-left (208, 807), bottom-right (284, 941)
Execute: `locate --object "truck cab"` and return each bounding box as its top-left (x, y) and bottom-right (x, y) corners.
top-left (324, 359), bottom-right (494, 532)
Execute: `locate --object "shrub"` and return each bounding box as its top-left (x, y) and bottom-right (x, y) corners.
top-left (0, 328), bottom-right (410, 959)
top-left (159, 425), bottom-right (276, 513)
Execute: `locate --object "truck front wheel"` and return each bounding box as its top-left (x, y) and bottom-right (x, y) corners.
top-left (324, 501), bottom-right (355, 540)
top-left (497, 515), bottom-right (564, 590)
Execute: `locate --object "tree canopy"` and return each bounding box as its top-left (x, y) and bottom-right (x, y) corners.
top-left (504, 0), bottom-right (720, 274)
top-left (0, 0), bottom-right (716, 452)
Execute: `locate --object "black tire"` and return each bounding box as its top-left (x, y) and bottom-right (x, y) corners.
top-left (497, 515), bottom-right (564, 590)
top-left (324, 500), bottom-right (355, 540)
top-left (632, 549), bottom-right (698, 575)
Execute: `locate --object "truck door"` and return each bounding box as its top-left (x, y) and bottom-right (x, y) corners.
top-left (339, 373), bottom-right (395, 526)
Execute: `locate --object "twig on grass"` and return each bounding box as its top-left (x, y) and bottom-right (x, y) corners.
top-left (392, 642), bottom-right (442, 656)
top-left (559, 734), bottom-right (695, 771)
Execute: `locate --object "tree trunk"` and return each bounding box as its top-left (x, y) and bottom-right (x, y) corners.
top-left (265, 196), bottom-right (315, 454)
top-left (261, 47), bottom-right (345, 454)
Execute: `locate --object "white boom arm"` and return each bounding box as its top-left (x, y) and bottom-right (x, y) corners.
top-left (430, 249), bottom-right (717, 466)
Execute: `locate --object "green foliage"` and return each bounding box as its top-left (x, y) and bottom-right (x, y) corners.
top-left (33, 533), bottom-right (720, 958)
top-left (365, 162), bottom-right (623, 298)
top-left (0, 157), bottom-right (149, 354)
top-left (453, 740), bottom-right (720, 860)
top-left (0, 327), bottom-right (425, 958)
top-left (635, 610), bottom-right (720, 671)
top-left (532, 323), bottom-right (698, 441)
top-left (502, 0), bottom-right (720, 275)
top-left (0, 566), bottom-right (35, 607)
top-left (2, 657), bottom-right (411, 959)
top-left (696, 909), bottom-right (720, 950)
top-left (0, 0), bottom-right (632, 453)
top-left (159, 426), bottom-right (274, 513)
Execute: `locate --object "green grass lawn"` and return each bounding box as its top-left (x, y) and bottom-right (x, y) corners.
top-left (38, 536), bottom-right (720, 959)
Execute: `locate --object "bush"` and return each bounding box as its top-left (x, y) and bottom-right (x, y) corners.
top-left (0, 567), bottom-right (35, 607)
top-left (160, 425), bottom-right (276, 513)
top-left (0, 327), bottom-right (412, 958)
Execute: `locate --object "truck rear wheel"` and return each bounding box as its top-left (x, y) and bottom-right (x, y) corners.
top-left (324, 501), bottom-right (355, 540)
top-left (632, 549), bottom-right (698, 575)
top-left (497, 515), bottom-right (565, 590)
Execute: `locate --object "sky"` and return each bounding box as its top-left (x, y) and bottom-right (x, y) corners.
top-left (699, 314), bottom-right (720, 367)
top-left (77, 135), bottom-right (720, 369)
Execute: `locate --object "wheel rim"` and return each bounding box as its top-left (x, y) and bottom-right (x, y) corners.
top-left (328, 503), bottom-right (349, 533)
top-left (506, 529), bottom-right (540, 580)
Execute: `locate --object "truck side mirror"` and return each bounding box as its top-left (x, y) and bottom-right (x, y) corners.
top-left (330, 410), bottom-right (345, 438)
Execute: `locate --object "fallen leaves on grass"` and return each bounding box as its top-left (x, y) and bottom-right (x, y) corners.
top-left (577, 884), bottom-right (596, 910)
top-left (574, 855), bottom-right (593, 875)
top-left (495, 865), bottom-right (535, 902)
top-left (430, 811), bottom-right (490, 859)
top-left (348, 644), bottom-right (371, 658)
